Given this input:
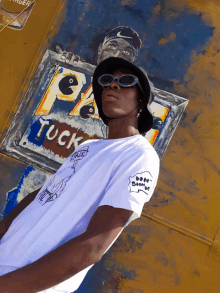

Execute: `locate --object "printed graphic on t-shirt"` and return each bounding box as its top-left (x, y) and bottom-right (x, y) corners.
top-left (128, 171), bottom-right (153, 196)
top-left (36, 146), bottom-right (89, 205)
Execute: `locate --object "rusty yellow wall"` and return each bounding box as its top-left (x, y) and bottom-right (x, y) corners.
top-left (0, 0), bottom-right (65, 137)
top-left (0, 0), bottom-right (220, 292)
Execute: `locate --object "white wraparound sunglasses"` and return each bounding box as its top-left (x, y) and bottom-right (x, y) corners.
top-left (98, 74), bottom-right (144, 94)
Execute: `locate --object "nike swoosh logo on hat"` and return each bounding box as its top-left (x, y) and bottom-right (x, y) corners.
top-left (117, 32), bottom-right (133, 39)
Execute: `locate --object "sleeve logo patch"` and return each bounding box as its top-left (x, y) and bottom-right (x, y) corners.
top-left (128, 171), bottom-right (153, 195)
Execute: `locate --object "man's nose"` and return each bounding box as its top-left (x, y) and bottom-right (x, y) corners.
top-left (111, 50), bottom-right (121, 57)
top-left (107, 81), bottom-right (120, 90)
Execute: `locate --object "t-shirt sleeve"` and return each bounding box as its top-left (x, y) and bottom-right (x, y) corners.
top-left (98, 146), bottom-right (160, 227)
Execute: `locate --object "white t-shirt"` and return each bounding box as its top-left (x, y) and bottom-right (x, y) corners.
top-left (0, 134), bottom-right (160, 292)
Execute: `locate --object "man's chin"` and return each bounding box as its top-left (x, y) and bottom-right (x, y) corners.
top-left (104, 114), bottom-right (122, 121)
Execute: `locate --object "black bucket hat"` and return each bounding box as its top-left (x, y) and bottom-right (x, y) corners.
top-left (92, 57), bottom-right (155, 134)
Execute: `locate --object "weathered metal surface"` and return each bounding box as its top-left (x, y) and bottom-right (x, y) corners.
top-left (0, 0), bottom-right (220, 292)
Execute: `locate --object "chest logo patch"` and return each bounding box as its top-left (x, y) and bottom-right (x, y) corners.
top-left (128, 171), bottom-right (153, 195)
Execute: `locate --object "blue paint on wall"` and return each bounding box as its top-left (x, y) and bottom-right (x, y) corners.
top-left (74, 260), bottom-right (104, 292)
top-left (52, 0), bottom-right (214, 92)
top-left (3, 166), bottom-right (35, 217)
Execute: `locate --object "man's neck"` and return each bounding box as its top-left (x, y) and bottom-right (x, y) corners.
top-left (107, 125), bottom-right (140, 139)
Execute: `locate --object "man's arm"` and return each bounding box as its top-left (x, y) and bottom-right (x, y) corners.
top-left (0, 205), bottom-right (133, 293)
top-left (0, 188), bottom-right (41, 240)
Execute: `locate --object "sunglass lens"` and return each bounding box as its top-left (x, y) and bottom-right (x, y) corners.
top-left (119, 75), bottom-right (135, 86)
top-left (99, 74), bottom-right (113, 86)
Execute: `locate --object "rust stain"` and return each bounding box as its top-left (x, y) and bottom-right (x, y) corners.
top-left (86, 1), bottom-right (92, 12)
top-left (121, 0), bottom-right (137, 6)
top-left (158, 32), bottom-right (176, 46)
top-left (79, 12), bottom-right (85, 21)
top-left (150, 0), bottom-right (162, 20)
top-left (109, 272), bottom-right (127, 291)
top-left (80, 1), bottom-right (92, 20)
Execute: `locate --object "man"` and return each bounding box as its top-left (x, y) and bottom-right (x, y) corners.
top-left (55, 26), bottom-right (141, 66)
top-left (96, 26), bottom-right (141, 64)
top-left (0, 57), bottom-right (160, 293)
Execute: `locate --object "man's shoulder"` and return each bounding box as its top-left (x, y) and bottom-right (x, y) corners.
top-left (134, 136), bottom-right (159, 159)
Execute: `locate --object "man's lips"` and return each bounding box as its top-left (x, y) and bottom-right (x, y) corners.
top-left (104, 95), bottom-right (117, 101)
top-left (103, 91), bottom-right (118, 100)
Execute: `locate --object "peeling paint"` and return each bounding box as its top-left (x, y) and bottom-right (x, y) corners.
top-left (3, 166), bottom-right (34, 217)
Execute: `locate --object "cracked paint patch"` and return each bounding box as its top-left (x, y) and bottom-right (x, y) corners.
top-left (3, 166), bottom-right (34, 217)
